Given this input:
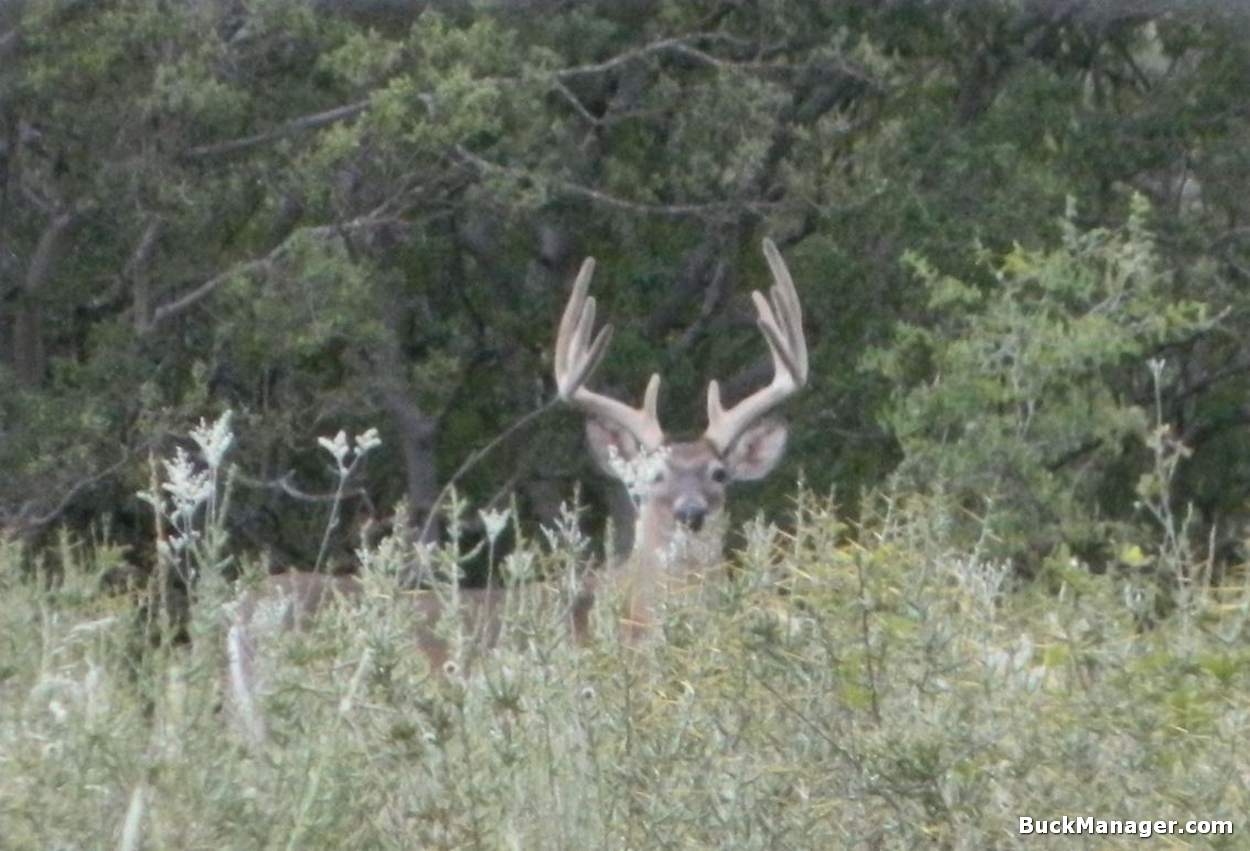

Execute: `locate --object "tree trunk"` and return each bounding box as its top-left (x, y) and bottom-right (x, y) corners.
top-left (377, 376), bottom-right (441, 544)
top-left (12, 211), bottom-right (74, 387)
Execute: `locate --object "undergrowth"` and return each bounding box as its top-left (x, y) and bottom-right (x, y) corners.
top-left (0, 422), bottom-right (1246, 849)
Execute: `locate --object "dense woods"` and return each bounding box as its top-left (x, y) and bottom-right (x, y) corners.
top-left (2, 0), bottom-right (1249, 576)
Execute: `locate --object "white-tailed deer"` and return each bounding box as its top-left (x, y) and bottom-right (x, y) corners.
top-left (226, 238), bottom-right (807, 743)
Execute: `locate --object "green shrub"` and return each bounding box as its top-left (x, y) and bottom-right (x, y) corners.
top-left (867, 196), bottom-right (1216, 569)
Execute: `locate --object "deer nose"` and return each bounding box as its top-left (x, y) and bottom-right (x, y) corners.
top-left (674, 503), bottom-right (706, 532)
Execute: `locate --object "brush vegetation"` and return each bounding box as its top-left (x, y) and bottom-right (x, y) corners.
top-left (2, 482), bottom-right (1245, 848)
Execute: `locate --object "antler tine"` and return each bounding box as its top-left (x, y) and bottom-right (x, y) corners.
top-left (703, 238), bottom-right (808, 453)
top-left (554, 258), bottom-right (666, 450)
top-left (555, 259), bottom-right (596, 391)
top-left (762, 237), bottom-right (808, 383)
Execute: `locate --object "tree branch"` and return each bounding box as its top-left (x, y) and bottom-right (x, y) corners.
top-left (181, 100), bottom-right (369, 162)
top-left (141, 211), bottom-right (399, 333)
top-left (143, 254), bottom-right (271, 333)
top-left (454, 145), bottom-right (779, 219)
top-left (8, 449), bottom-right (134, 535)
top-left (551, 31), bottom-right (866, 81)
top-left (0, 29), bottom-right (17, 65)
top-left (24, 210), bottom-right (75, 295)
top-left (232, 469), bottom-right (373, 507)
top-left (556, 36), bottom-right (704, 78)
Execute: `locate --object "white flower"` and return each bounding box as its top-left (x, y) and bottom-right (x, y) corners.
top-left (190, 410), bottom-right (234, 469)
top-left (540, 500), bottom-right (587, 553)
top-left (161, 447), bottom-right (212, 512)
top-left (318, 430), bottom-right (351, 468)
top-left (608, 445), bottom-right (670, 503)
top-left (503, 550), bottom-right (536, 584)
top-left (479, 508), bottom-right (511, 545)
top-left (1147, 357), bottom-right (1166, 383)
top-left (354, 427), bottom-right (382, 454)
top-left (135, 488), bottom-right (165, 512)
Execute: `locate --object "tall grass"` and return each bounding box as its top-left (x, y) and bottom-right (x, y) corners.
top-left (1, 435), bottom-right (1246, 848)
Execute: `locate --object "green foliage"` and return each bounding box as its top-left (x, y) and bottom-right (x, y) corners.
top-left (868, 197), bottom-right (1215, 564)
top-left (1, 490), bottom-right (1244, 848)
top-left (4, 1), bottom-right (1250, 576)
top-left (319, 29), bottom-right (403, 89)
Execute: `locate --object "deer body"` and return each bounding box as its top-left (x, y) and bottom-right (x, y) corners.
top-left (226, 572), bottom-right (597, 743)
top-left (226, 239), bottom-right (807, 744)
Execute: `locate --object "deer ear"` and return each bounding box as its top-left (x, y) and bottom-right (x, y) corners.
top-left (585, 418), bottom-right (644, 479)
top-left (724, 419), bottom-right (788, 482)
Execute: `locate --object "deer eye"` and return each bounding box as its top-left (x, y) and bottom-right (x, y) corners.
top-left (710, 466), bottom-right (728, 484)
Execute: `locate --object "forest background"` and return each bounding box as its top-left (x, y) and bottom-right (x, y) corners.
top-left (2, 0), bottom-right (1248, 583)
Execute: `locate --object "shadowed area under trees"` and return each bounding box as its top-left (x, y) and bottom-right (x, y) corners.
top-left (1, 0), bottom-right (1248, 581)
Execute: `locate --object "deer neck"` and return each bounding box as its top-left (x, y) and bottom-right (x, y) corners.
top-left (604, 500), bottom-right (727, 637)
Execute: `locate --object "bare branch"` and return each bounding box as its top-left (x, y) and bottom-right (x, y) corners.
top-left (181, 101), bottom-right (369, 161)
top-left (7, 449), bottom-right (135, 535)
top-left (141, 211), bottom-right (400, 333)
top-left (0, 29), bottom-right (17, 65)
top-left (552, 79), bottom-right (600, 126)
top-left (454, 146), bottom-right (778, 219)
top-left (232, 469), bottom-right (372, 507)
top-left (670, 259), bottom-right (730, 358)
top-left (143, 254), bottom-right (271, 333)
top-left (554, 31), bottom-right (881, 90)
top-left (19, 183), bottom-right (56, 217)
top-left (24, 210), bottom-right (75, 295)
top-left (416, 397), bottom-right (559, 547)
top-left (123, 217), bottom-right (163, 327)
top-left (556, 37), bottom-right (698, 78)
top-left (125, 218), bottom-right (162, 278)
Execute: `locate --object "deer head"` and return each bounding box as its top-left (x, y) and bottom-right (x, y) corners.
top-left (227, 239), bottom-right (808, 746)
top-left (553, 238), bottom-right (808, 619)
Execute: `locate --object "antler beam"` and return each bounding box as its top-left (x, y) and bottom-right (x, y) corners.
top-left (703, 238), bottom-right (808, 453)
top-left (554, 258), bottom-right (666, 450)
